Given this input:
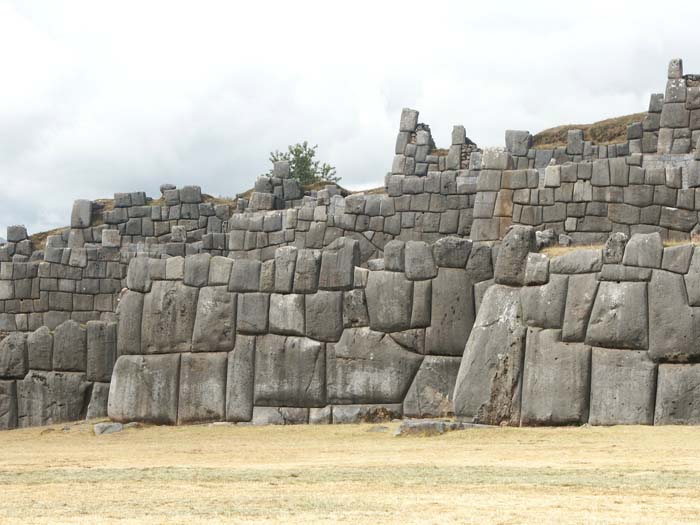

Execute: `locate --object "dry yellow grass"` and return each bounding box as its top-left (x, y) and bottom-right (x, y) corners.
top-left (1, 422), bottom-right (700, 524)
top-left (532, 113), bottom-right (646, 149)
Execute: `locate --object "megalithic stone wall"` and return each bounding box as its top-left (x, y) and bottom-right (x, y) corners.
top-left (454, 226), bottom-right (700, 426)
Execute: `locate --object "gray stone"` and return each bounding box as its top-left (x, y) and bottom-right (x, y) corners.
top-left (524, 253), bottom-right (549, 286)
top-left (331, 404), bottom-right (403, 424)
top-left (71, 199), bottom-right (92, 228)
top-left (411, 280), bottom-right (431, 328)
top-left (254, 335), bottom-right (326, 407)
top-left (192, 286), bottom-right (236, 352)
top-left (180, 185), bottom-right (202, 203)
top-left (603, 232), bottom-right (628, 264)
top-left (226, 335), bottom-right (255, 422)
top-left (465, 243), bottom-right (493, 283)
top-left (585, 281), bottom-right (648, 350)
top-left (660, 102), bottom-right (690, 128)
top-left (494, 226), bottom-right (536, 286)
top-left (126, 257), bottom-right (152, 293)
top-left (550, 249), bottom-right (603, 274)
top-left (116, 291), bottom-right (144, 356)
top-left (521, 274), bottom-right (568, 329)
top-left (86, 321), bottom-right (117, 382)
top-left (208, 256), bottom-right (233, 285)
top-left (383, 240), bottom-right (405, 272)
top-left (94, 422), bottom-right (123, 435)
top-left (184, 253), bottom-right (211, 287)
top-left (108, 354), bottom-right (180, 425)
top-left (365, 271), bottom-right (413, 333)
top-left (425, 268), bottom-right (474, 356)
top-left (505, 130), bottom-right (532, 156)
top-left (251, 407), bottom-right (309, 425)
top-left (520, 329), bottom-right (591, 426)
top-left (399, 108), bottom-right (418, 132)
top-left (27, 326), bottom-right (52, 370)
top-left (6, 225), bottom-right (27, 242)
top-left (86, 382), bottom-right (110, 419)
top-left (318, 238), bottom-right (360, 290)
top-left (293, 249), bottom-right (321, 293)
top-left (453, 285), bottom-right (527, 425)
top-left (229, 259), bottom-right (261, 292)
top-left (52, 320), bottom-right (86, 372)
top-left (269, 293), bottom-right (305, 336)
top-left (274, 246), bottom-right (298, 293)
top-left (654, 364), bottom-right (700, 424)
top-left (0, 380), bottom-right (17, 430)
top-left (394, 419), bottom-right (470, 437)
top-left (0, 333), bottom-right (27, 379)
top-left (236, 293), bottom-right (269, 334)
top-left (403, 356), bottom-right (461, 418)
top-left (662, 244), bottom-right (694, 273)
top-left (432, 237), bottom-right (472, 268)
top-left (309, 406), bottom-right (332, 424)
top-left (306, 291), bottom-right (344, 341)
top-left (685, 247), bottom-right (700, 306)
top-left (327, 327), bottom-right (423, 404)
top-left (562, 273), bottom-right (599, 342)
top-left (343, 289), bottom-right (369, 328)
top-left (598, 264), bottom-right (652, 281)
top-left (178, 352), bottom-right (227, 424)
top-left (405, 241), bottom-right (437, 280)
top-left (141, 281), bottom-right (198, 353)
top-left (622, 232), bottom-right (663, 268)
top-left (18, 371), bottom-right (90, 427)
top-left (589, 348), bottom-right (656, 426)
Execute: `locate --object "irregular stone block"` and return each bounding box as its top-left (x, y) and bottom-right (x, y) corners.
top-left (184, 253), bottom-right (211, 287)
top-left (524, 252), bottom-right (549, 286)
top-left (52, 320), bottom-right (87, 372)
top-left (254, 335), bottom-right (326, 407)
top-left (192, 286), bottom-right (236, 352)
top-left (116, 291), bottom-right (143, 356)
top-left (505, 130), bottom-right (532, 156)
top-left (654, 364), bottom-right (700, 424)
top-left (71, 199), bottom-right (92, 228)
top-left (208, 256), bottom-right (233, 285)
top-left (27, 326), bottom-right (52, 370)
top-left (0, 332), bottom-right (27, 379)
top-left (229, 259), bottom-right (261, 292)
top-left (318, 238), bottom-right (359, 290)
top-left (332, 404), bottom-right (402, 424)
top-left (589, 348), bottom-right (656, 426)
top-left (236, 293), bottom-right (269, 334)
top-left (269, 293), bottom-right (305, 336)
top-left (562, 273), bottom-right (599, 342)
top-left (494, 225), bottom-right (536, 286)
top-left (178, 352), bottom-right (227, 424)
top-left (306, 291), bottom-right (344, 341)
top-left (622, 232), bottom-right (663, 268)
top-left (226, 335), bottom-right (255, 422)
top-left (274, 246), bottom-right (297, 292)
top-left (603, 232), bottom-right (628, 264)
top-left (383, 240), bottom-right (405, 272)
top-left (126, 257), bottom-right (152, 293)
top-left (521, 329), bottom-right (591, 426)
top-left (141, 281), bottom-right (198, 353)
top-left (425, 268), bottom-right (474, 356)
top-left (549, 249), bottom-right (602, 274)
top-left (585, 281), bottom-right (648, 350)
top-left (405, 241), bottom-right (437, 280)
top-left (309, 406), bottom-right (332, 424)
top-left (251, 406), bottom-right (309, 425)
top-left (87, 320), bottom-right (117, 382)
top-left (432, 237), bottom-right (472, 268)
top-left (18, 371), bottom-right (90, 427)
top-left (453, 285), bottom-right (527, 425)
top-left (86, 382), bottom-right (110, 419)
top-left (685, 247), bottom-right (700, 306)
top-left (108, 354), bottom-right (180, 425)
top-left (327, 327), bottom-right (423, 404)
top-left (662, 244), bottom-right (694, 274)
top-left (403, 356), bottom-right (461, 418)
top-left (0, 380), bottom-right (17, 430)
top-left (365, 271), bottom-right (413, 332)
top-left (293, 249), bottom-right (321, 293)
top-left (520, 274), bottom-right (568, 329)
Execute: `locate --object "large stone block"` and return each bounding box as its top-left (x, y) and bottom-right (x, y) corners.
top-left (0, 332), bottom-right (27, 379)
top-left (226, 335), bottom-right (255, 422)
top-left (184, 253), bottom-right (211, 287)
top-left (0, 380), bottom-right (17, 430)
top-left (269, 293), bottom-right (305, 336)
top-left (453, 285), bottom-right (527, 425)
top-left (108, 354), bottom-right (181, 425)
top-left (71, 199), bottom-right (92, 228)
top-left (327, 327), bottom-right (423, 405)
top-left (403, 356), bottom-right (461, 418)
top-left (562, 273), bottom-right (599, 342)
top-left (654, 364), bottom-right (700, 424)
top-left (27, 326), bottom-right (52, 371)
top-left (589, 348), bottom-right (656, 426)
top-left (141, 281), bottom-right (199, 353)
top-left (251, 406), bottom-right (309, 425)
top-left (116, 290), bottom-right (144, 356)
top-left (685, 247), bottom-right (700, 306)
top-left (178, 352), bottom-right (227, 424)
top-left (254, 335), bottom-right (326, 407)
top-left (52, 320), bottom-right (87, 372)
top-left (305, 291), bottom-right (344, 342)
top-left (432, 237), bottom-right (472, 268)
top-left (365, 270), bottom-right (413, 333)
top-left (405, 241), bottom-right (437, 280)
top-left (274, 246), bottom-right (298, 293)
top-left (494, 225), bottom-right (536, 286)
top-left (520, 274), bottom-right (568, 329)
top-left (236, 293), bottom-right (269, 334)
top-left (332, 404), bottom-right (402, 424)
top-left (17, 371), bottom-right (90, 427)
top-left (549, 249), bottom-right (602, 274)
top-left (192, 286), bottom-right (236, 352)
top-left (229, 259), bottom-right (261, 292)
top-left (425, 268), bottom-right (474, 356)
top-left (87, 320), bottom-right (117, 382)
top-left (585, 281), bottom-right (648, 350)
top-left (520, 329), bottom-right (591, 426)
top-left (318, 238), bottom-right (359, 290)
top-left (86, 382), bottom-right (110, 419)
top-left (293, 249), bottom-right (321, 293)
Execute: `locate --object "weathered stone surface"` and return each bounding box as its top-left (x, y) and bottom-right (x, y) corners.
top-left (226, 335), bottom-right (255, 422)
top-left (505, 130), bottom-right (532, 156)
top-left (403, 356), bottom-right (461, 418)
top-left (589, 348), bottom-right (656, 426)
top-left (86, 382), bottom-right (110, 419)
top-left (0, 380), bottom-right (17, 430)
top-left (685, 247), bottom-right (700, 306)
top-left (116, 291), bottom-right (143, 356)
top-left (274, 246), bottom-right (298, 292)
top-left (184, 253), bottom-right (211, 287)
top-left (453, 285), bottom-right (527, 425)
top-left (236, 293), bottom-right (269, 334)
top-left (494, 226), bottom-right (536, 286)
top-left (383, 240), bottom-right (405, 272)
top-left (142, 281), bottom-right (198, 353)
top-left (405, 241), bottom-right (437, 280)
top-left (521, 274), bottom-right (568, 329)
top-left (192, 286), bottom-right (236, 352)
top-left (53, 320), bottom-right (87, 372)
top-left (432, 237), bottom-right (472, 268)
top-left (269, 293), bottom-right (305, 336)
top-left (251, 406), bottom-right (309, 425)
top-left (318, 238), bottom-right (360, 290)
top-left (598, 264), bottom-right (652, 281)
top-left (178, 352), bottom-right (227, 424)
top-left (648, 270), bottom-right (700, 362)
top-left (94, 422), bottom-right (123, 435)
top-left (622, 232), bottom-right (663, 268)
top-left (71, 199), bottom-right (92, 228)
top-left (365, 271), bottom-right (413, 333)
top-left (654, 364), bottom-right (700, 424)
top-left (562, 273), bottom-right (599, 342)
top-left (208, 256), bottom-right (233, 285)
top-left (293, 249), bottom-right (321, 293)
top-left (465, 243), bottom-right (494, 283)
top-left (18, 371), bottom-right (90, 427)
top-left (328, 328), bottom-right (423, 404)
top-left (394, 419), bottom-right (470, 437)
top-left (411, 280), bottom-right (431, 328)
top-left (254, 335), bottom-right (326, 407)
top-left (550, 249), bottom-right (602, 274)
top-left (331, 404), bottom-right (402, 424)
top-left (425, 268), bottom-right (474, 356)
top-left (585, 281), bottom-right (648, 350)
top-left (27, 326), bottom-right (52, 370)
top-left (309, 406), bottom-right (332, 424)
top-left (87, 320), bottom-right (117, 382)
top-left (662, 244), bottom-right (694, 274)
top-left (306, 291), bottom-right (344, 341)
top-left (524, 253), bottom-right (549, 285)
top-left (108, 354), bottom-right (180, 425)
top-left (126, 257), bottom-right (152, 293)
top-left (521, 329), bottom-right (591, 426)
top-left (229, 259), bottom-right (261, 292)
top-left (0, 332), bottom-right (27, 379)
top-left (603, 232), bottom-right (629, 264)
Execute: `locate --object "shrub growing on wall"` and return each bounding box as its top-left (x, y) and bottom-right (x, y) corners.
top-left (266, 141), bottom-right (340, 185)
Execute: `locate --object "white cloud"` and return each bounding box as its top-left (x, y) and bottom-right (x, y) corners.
top-left (1, 0), bottom-right (699, 234)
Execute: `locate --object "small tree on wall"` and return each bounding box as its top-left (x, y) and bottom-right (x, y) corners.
top-left (266, 141), bottom-right (340, 185)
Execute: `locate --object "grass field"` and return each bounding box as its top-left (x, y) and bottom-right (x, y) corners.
top-left (1, 421), bottom-right (700, 524)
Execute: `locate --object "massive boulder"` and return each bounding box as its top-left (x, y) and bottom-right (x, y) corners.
top-left (402, 356), bottom-right (461, 418)
top-left (424, 268), bottom-right (474, 355)
top-left (191, 287), bottom-right (236, 352)
top-left (493, 225), bottom-right (536, 286)
top-left (141, 281), bottom-right (198, 353)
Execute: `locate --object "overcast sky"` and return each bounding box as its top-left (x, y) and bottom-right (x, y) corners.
top-left (1, 0), bottom-right (699, 236)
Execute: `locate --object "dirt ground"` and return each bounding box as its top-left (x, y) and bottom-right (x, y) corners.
top-left (0, 421), bottom-right (699, 524)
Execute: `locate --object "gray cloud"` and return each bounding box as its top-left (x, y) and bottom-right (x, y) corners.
top-left (1, 0), bottom-right (700, 235)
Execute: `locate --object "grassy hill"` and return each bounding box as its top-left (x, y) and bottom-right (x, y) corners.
top-left (532, 112), bottom-right (645, 149)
